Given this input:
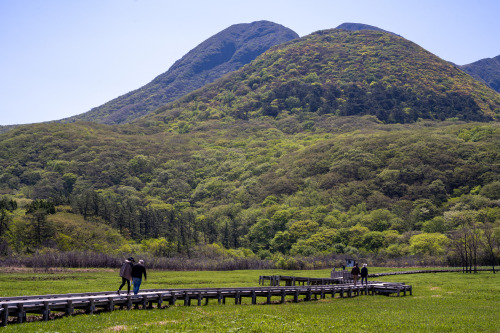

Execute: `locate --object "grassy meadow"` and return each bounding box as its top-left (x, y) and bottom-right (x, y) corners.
top-left (0, 267), bottom-right (498, 332)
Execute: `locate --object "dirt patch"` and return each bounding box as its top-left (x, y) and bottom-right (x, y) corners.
top-left (430, 287), bottom-right (441, 290)
top-left (108, 325), bottom-right (128, 332)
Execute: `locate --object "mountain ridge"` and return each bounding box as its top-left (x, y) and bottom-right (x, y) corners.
top-left (62, 20), bottom-right (298, 124)
top-left (140, 28), bottom-right (500, 129)
top-left (461, 55), bottom-right (500, 93)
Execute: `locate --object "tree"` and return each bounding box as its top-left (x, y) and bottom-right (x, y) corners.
top-left (0, 209), bottom-right (11, 238)
top-left (447, 210), bottom-right (481, 273)
top-left (409, 233), bottom-right (449, 256)
top-left (0, 198), bottom-right (16, 238)
top-left (481, 223), bottom-right (499, 273)
top-left (270, 231), bottom-right (292, 254)
top-left (362, 231), bottom-right (385, 253)
top-left (24, 200), bottom-right (56, 249)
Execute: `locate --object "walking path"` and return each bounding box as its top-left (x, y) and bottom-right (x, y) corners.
top-left (0, 281), bottom-right (411, 327)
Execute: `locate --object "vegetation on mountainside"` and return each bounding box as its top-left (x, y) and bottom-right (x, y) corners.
top-left (141, 29), bottom-right (500, 129)
top-left (0, 117), bottom-right (499, 268)
top-left (461, 54), bottom-right (500, 93)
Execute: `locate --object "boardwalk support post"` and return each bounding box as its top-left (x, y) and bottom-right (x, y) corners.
top-left (2, 303), bottom-right (9, 326)
top-left (281, 289), bottom-right (286, 303)
top-left (108, 297), bottom-right (114, 312)
top-left (157, 293), bottom-right (163, 309)
top-left (17, 303), bottom-right (25, 324)
top-left (65, 300), bottom-right (73, 316)
top-left (235, 291), bottom-right (240, 305)
top-left (87, 298), bottom-right (95, 314)
top-left (42, 301), bottom-right (50, 321)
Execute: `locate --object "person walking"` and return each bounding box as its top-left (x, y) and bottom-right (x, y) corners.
top-left (131, 259), bottom-right (147, 295)
top-left (360, 263), bottom-right (369, 285)
top-left (117, 257), bottom-right (134, 295)
top-left (351, 263), bottom-right (360, 285)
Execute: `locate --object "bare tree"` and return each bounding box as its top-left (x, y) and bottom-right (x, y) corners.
top-left (482, 223), bottom-right (498, 273)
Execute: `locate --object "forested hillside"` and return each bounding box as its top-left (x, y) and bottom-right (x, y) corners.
top-left (0, 118), bottom-right (499, 268)
top-left (0, 28), bottom-right (499, 269)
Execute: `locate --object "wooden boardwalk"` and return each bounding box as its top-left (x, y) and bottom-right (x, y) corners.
top-left (260, 271), bottom-right (351, 286)
top-left (0, 281), bottom-right (411, 327)
top-left (260, 268), bottom-right (496, 287)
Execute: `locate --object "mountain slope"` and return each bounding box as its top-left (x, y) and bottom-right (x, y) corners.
top-left (63, 20), bottom-right (298, 124)
top-left (461, 55), bottom-right (500, 93)
top-left (141, 28), bottom-right (500, 128)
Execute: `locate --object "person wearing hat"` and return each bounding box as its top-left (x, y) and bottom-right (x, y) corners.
top-left (131, 259), bottom-right (147, 295)
top-left (117, 257), bottom-right (135, 295)
top-left (360, 263), bottom-right (369, 285)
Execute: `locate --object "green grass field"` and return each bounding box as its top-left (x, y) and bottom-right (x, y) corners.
top-left (0, 268), bottom-right (498, 332)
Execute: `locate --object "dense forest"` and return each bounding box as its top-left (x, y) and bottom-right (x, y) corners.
top-left (0, 118), bottom-right (499, 269)
top-left (0, 28), bottom-right (499, 270)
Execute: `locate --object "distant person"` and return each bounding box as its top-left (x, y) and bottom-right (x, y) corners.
top-left (351, 263), bottom-right (360, 285)
top-left (117, 257), bottom-right (134, 295)
top-left (131, 259), bottom-right (147, 295)
top-left (342, 265), bottom-right (345, 271)
top-left (361, 264), bottom-right (368, 285)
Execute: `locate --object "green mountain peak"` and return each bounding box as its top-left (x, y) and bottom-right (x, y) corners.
top-left (140, 29), bottom-right (500, 129)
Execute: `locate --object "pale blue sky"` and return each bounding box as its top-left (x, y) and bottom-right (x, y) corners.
top-left (1, 0), bottom-right (499, 125)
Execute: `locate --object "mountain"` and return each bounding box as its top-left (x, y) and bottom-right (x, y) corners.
top-left (2, 25), bottom-right (500, 263)
top-left (461, 55), bottom-right (500, 93)
top-left (63, 21), bottom-right (298, 124)
top-left (140, 28), bottom-right (500, 129)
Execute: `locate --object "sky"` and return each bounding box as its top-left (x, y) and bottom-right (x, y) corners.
top-left (1, 0), bottom-right (499, 126)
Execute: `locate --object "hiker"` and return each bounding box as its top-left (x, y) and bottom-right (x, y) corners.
top-left (131, 259), bottom-right (147, 295)
top-left (117, 257), bottom-right (134, 295)
top-left (361, 263), bottom-right (368, 285)
top-left (351, 263), bottom-right (360, 285)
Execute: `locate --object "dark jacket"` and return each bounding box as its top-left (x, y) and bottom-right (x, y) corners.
top-left (119, 260), bottom-right (133, 280)
top-left (361, 267), bottom-right (368, 277)
top-left (351, 266), bottom-right (360, 276)
top-left (131, 263), bottom-right (147, 280)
